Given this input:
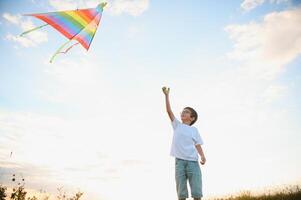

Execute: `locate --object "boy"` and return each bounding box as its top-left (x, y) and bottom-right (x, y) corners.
top-left (162, 86), bottom-right (206, 200)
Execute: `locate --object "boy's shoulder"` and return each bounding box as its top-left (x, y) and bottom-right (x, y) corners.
top-left (189, 125), bottom-right (200, 134)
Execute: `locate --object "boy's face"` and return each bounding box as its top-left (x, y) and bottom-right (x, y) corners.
top-left (180, 108), bottom-right (194, 123)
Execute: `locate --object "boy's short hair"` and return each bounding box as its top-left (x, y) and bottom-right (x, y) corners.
top-left (184, 107), bottom-right (198, 125)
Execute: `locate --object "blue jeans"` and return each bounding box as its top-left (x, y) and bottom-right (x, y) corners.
top-left (175, 158), bottom-right (203, 199)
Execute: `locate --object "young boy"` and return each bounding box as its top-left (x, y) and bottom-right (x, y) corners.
top-left (162, 86), bottom-right (206, 200)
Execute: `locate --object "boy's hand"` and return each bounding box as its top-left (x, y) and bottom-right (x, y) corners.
top-left (200, 156), bottom-right (206, 165)
top-left (162, 86), bottom-right (175, 121)
top-left (162, 87), bottom-right (170, 96)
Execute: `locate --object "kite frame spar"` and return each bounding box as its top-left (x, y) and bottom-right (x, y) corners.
top-left (20, 2), bottom-right (107, 63)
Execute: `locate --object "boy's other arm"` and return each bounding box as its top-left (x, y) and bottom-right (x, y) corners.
top-left (195, 144), bottom-right (206, 165)
top-left (162, 87), bottom-right (175, 122)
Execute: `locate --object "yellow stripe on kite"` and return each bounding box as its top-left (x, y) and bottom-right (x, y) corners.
top-left (65, 11), bottom-right (89, 27)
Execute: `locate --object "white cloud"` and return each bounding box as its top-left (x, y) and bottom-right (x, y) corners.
top-left (262, 85), bottom-right (287, 103)
top-left (2, 13), bottom-right (48, 47)
top-left (48, 0), bottom-right (78, 10)
top-left (0, 110), bottom-right (124, 199)
top-left (225, 6), bottom-right (301, 79)
top-left (3, 13), bottom-right (21, 24)
top-left (40, 54), bottom-right (110, 105)
top-left (108, 0), bottom-right (149, 16)
top-left (48, 0), bottom-right (149, 16)
top-left (241, 0), bottom-right (265, 11)
top-left (5, 33), bottom-right (35, 47)
top-left (0, 99), bottom-right (174, 200)
top-left (241, 0), bottom-right (289, 11)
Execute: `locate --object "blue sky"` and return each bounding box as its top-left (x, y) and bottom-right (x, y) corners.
top-left (1, 0), bottom-right (301, 200)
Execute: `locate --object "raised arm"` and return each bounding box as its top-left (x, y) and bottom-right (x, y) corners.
top-left (162, 87), bottom-right (175, 122)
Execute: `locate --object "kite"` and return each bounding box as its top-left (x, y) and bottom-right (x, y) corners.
top-left (20, 2), bottom-right (107, 63)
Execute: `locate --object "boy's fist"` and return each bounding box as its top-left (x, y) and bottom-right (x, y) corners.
top-left (162, 87), bottom-right (170, 95)
top-left (200, 156), bottom-right (206, 165)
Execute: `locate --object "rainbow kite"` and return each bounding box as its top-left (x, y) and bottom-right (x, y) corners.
top-left (20, 2), bottom-right (107, 63)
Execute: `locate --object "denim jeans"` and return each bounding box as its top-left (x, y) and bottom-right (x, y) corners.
top-left (175, 158), bottom-right (202, 199)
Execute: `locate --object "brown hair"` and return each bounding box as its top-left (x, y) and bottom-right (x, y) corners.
top-left (184, 107), bottom-right (198, 125)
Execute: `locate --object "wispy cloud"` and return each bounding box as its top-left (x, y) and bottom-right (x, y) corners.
top-left (262, 85), bottom-right (287, 104)
top-left (108, 0), bottom-right (149, 16)
top-left (0, 110), bottom-right (117, 182)
top-left (3, 13), bottom-right (21, 24)
top-left (48, 0), bottom-right (78, 10)
top-left (0, 107), bottom-right (159, 199)
top-left (48, 0), bottom-right (149, 16)
top-left (2, 13), bottom-right (48, 48)
top-left (241, 0), bottom-right (289, 11)
top-left (225, 6), bottom-right (301, 79)
top-left (39, 54), bottom-right (111, 106)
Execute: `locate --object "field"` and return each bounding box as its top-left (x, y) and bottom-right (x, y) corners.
top-left (211, 185), bottom-right (301, 200)
top-left (1, 180), bottom-right (301, 200)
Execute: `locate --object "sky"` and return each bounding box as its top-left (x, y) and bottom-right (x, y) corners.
top-left (0, 0), bottom-right (301, 199)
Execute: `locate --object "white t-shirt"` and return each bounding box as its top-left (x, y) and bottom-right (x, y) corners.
top-left (170, 117), bottom-right (204, 161)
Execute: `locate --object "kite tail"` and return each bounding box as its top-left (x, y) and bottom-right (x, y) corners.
top-left (59, 42), bottom-right (79, 54)
top-left (20, 24), bottom-right (48, 37)
top-left (49, 40), bottom-right (73, 63)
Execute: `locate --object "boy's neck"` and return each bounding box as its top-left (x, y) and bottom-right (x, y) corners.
top-left (181, 120), bottom-right (191, 126)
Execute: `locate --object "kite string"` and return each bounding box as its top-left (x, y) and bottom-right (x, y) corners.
top-left (20, 24), bottom-right (48, 37)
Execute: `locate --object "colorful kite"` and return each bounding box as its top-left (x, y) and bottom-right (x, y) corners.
top-left (20, 2), bottom-right (107, 63)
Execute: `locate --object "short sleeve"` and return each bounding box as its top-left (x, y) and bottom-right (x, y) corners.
top-left (192, 128), bottom-right (204, 145)
top-left (171, 117), bottom-right (181, 130)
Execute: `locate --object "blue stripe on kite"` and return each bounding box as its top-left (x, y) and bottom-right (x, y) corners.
top-left (48, 14), bottom-right (82, 36)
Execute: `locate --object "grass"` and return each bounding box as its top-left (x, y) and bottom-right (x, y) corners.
top-left (0, 173), bottom-right (83, 200)
top-left (211, 185), bottom-right (301, 200)
top-left (1, 173), bottom-right (300, 200)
